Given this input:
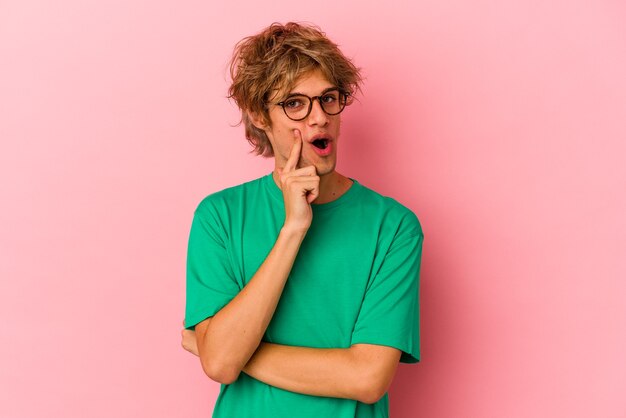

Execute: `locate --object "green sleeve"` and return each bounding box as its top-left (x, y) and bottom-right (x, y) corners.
top-left (184, 199), bottom-right (240, 330)
top-left (350, 213), bottom-right (424, 363)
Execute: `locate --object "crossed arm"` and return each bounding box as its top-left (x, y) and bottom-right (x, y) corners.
top-left (182, 317), bottom-right (401, 404)
top-left (184, 219), bottom-right (403, 404)
top-left (184, 137), bottom-right (417, 403)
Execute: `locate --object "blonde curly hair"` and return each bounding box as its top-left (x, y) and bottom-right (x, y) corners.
top-left (228, 22), bottom-right (362, 157)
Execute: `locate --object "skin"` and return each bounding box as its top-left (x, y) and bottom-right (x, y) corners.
top-left (258, 68), bottom-right (354, 206)
top-left (181, 69), bottom-right (402, 404)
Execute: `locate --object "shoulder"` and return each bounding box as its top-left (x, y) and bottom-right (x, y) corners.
top-left (355, 181), bottom-right (424, 239)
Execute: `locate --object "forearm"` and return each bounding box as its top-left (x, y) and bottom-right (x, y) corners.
top-left (242, 343), bottom-right (390, 404)
top-left (198, 226), bottom-right (306, 383)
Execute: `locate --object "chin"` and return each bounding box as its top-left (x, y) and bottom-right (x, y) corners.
top-left (316, 163), bottom-right (336, 176)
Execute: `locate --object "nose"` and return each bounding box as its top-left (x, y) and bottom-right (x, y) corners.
top-left (307, 98), bottom-right (329, 127)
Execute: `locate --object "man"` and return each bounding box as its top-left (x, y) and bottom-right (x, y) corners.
top-left (181, 22), bottom-right (424, 418)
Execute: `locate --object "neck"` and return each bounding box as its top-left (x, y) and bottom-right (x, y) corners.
top-left (315, 170), bottom-right (353, 204)
top-left (272, 169), bottom-right (353, 204)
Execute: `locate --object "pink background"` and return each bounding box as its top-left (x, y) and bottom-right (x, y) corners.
top-left (1, 1), bottom-right (625, 417)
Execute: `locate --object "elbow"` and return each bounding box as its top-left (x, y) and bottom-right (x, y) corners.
top-left (200, 358), bottom-right (241, 385)
top-left (357, 383), bottom-right (387, 405)
top-left (355, 374), bottom-right (388, 404)
top-left (349, 344), bottom-right (401, 404)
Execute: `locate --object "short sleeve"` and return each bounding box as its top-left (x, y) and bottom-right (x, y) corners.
top-left (350, 213), bottom-right (424, 363)
top-left (184, 200), bottom-right (241, 330)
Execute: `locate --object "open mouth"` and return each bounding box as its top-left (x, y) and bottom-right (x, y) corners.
top-left (311, 138), bottom-right (329, 149)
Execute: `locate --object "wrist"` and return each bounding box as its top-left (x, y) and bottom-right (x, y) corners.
top-left (280, 224), bottom-right (308, 239)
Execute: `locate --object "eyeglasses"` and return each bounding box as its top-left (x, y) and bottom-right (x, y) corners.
top-left (271, 88), bottom-right (350, 121)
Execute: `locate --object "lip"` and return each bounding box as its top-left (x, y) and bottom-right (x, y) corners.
top-left (307, 134), bottom-right (333, 156)
top-left (307, 133), bottom-right (335, 143)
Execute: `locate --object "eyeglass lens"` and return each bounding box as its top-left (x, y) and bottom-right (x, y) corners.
top-left (282, 89), bottom-right (346, 121)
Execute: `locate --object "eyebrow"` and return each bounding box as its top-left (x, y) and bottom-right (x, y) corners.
top-left (284, 86), bottom-right (338, 99)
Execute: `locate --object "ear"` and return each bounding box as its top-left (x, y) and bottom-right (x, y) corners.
top-left (248, 111), bottom-right (269, 131)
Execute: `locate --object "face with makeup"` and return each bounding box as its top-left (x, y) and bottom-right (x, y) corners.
top-left (251, 69), bottom-right (342, 178)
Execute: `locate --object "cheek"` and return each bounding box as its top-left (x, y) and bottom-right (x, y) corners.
top-left (330, 117), bottom-right (342, 137)
top-left (269, 129), bottom-right (296, 161)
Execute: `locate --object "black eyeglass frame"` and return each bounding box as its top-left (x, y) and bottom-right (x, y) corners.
top-left (271, 88), bottom-right (351, 121)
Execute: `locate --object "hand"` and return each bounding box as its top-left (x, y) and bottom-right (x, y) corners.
top-left (181, 320), bottom-right (199, 356)
top-left (276, 129), bottom-right (320, 232)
